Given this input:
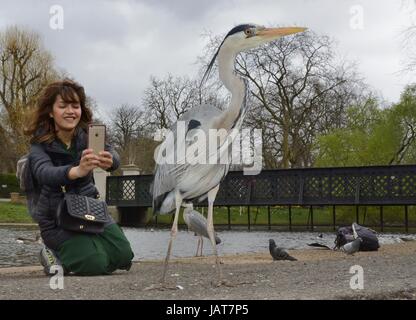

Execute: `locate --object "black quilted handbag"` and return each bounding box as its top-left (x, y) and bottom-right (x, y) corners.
top-left (57, 192), bottom-right (110, 234)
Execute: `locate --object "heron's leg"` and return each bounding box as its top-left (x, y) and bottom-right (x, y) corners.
top-left (161, 191), bottom-right (182, 284)
top-left (200, 237), bottom-right (204, 256)
top-left (195, 237), bottom-right (201, 257)
top-left (206, 185), bottom-right (223, 284)
top-left (195, 236), bottom-right (203, 257)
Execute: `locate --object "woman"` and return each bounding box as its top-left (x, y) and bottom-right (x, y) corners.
top-left (25, 79), bottom-right (134, 276)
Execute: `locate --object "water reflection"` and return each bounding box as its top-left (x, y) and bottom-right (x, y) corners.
top-left (0, 226), bottom-right (415, 267)
top-left (123, 228), bottom-right (412, 261)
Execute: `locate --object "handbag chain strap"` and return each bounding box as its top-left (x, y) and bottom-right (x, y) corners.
top-left (60, 185), bottom-right (100, 199)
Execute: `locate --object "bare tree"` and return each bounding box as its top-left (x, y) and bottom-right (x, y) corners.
top-left (199, 30), bottom-right (368, 168)
top-left (400, 0), bottom-right (416, 73)
top-left (0, 26), bottom-right (58, 172)
top-left (143, 73), bottom-right (225, 130)
top-left (107, 104), bottom-right (158, 173)
top-left (109, 104), bottom-right (145, 165)
top-left (143, 74), bottom-right (194, 129)
top-left (389, 84), bottom-right (416, 164)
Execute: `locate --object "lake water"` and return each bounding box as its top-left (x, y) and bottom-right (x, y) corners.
top-left (0, 226), bottom-right (415, 267)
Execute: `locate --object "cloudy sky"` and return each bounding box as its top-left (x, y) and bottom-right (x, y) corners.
top-left (1, 0), bottom-right (415, 117)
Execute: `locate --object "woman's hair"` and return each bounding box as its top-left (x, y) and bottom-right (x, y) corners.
top-left (25, 79), bottom-right (92, 144)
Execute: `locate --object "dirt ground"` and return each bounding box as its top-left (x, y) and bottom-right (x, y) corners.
top-left (0, 241), bottom-right (415, 300)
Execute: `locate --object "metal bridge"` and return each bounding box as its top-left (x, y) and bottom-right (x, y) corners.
top-left (106, 165), bottom-right (416, 231)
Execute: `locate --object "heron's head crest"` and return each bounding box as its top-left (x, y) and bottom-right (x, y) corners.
top-left (200, 24), bottom-right (306, 88)
top-left (200, 24), bottom-right (258, 87)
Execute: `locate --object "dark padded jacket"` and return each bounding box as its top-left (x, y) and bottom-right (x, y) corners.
top-left (29, 127), bottom-right (120, 251)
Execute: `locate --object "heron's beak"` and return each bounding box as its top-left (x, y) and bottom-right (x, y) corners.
top-left (257, 27), bottom-right (307, 40)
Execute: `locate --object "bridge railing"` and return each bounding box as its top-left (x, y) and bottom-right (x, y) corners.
top-left (106, 165), bottom-right (416, 207)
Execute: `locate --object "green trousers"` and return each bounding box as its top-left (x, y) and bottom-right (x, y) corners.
top-left (57, 224), bottom-right (134, 276)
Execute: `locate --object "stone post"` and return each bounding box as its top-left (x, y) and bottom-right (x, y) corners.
top-left (93, 168), bottom-right (110, 200)
top-left (121, 164), bottom-right (141, 176)
top-left (10, 192), bottom-right (20, 204)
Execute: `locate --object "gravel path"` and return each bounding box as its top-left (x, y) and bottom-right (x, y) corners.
top-left (0, 241), bottom-right (415, 300)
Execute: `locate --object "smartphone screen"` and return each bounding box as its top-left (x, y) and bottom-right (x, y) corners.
top-left (88, 124), bottom-right (106, 155)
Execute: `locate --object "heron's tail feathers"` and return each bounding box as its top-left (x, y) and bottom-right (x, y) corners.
top-left (153, 191), bottom-right (176, 215)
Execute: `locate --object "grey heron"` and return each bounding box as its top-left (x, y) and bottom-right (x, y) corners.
top-left (152, 23), bottom-right (306, 285)
top-left (183, 207), bottom-right (221, 257)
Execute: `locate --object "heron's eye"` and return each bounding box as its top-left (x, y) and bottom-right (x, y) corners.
top-left (244, 28), bottom-right (254, 37)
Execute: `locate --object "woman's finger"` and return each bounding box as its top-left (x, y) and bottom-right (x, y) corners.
top-left (82, 149), bottom-right (94, 157)
top-left (99, 151), bottom-right (112, 159)
top-left (86, 161), bottom-right (100, 168)
top-left (84, 154), bottom-right (99, 161)
top-left (100, 159), bottom-right (112, 166)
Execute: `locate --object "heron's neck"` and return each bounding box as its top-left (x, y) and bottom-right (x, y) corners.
top-left (216, 46), bottom-right (246, 130)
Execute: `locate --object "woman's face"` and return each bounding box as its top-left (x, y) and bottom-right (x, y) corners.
top-left (50, 94), bottom-right (82, 132)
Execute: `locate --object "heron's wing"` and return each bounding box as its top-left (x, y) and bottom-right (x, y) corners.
top-left (152, 105), bottom-right (230, 210)
top-left (178, 104), bottom-right (222, 124)
top-left (152, 111), bottom-right (205, 209)
top-left (152, 162), bottom-right (229, 213)
top-left (152, 163), bottom-right (177, 209)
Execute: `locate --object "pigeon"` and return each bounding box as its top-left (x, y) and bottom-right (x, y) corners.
top-left (341, 238), bottom-right (362, 255)
top-left (269, 239), bottom-right (297, 261)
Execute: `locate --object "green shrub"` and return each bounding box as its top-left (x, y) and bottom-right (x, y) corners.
top-left (0, 174), bottom-right (19, 198)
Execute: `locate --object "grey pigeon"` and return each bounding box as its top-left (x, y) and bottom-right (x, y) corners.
top-left (269, 239), bottom-right (297, 261)
top-left (341, 238), bottom-right (362, 255)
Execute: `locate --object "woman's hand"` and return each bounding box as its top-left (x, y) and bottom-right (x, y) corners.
top-left (97, 151), bottom-right (113, 170)
top-left (68, 149), bottom-right (100, 179)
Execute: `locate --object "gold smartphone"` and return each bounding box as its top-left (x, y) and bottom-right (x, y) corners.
top-left (88, 124), bottom-right (106, 155)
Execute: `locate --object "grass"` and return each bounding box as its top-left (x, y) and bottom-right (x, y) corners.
top-left (149, 205), bottom-right (416, 229)
top-left (1, 201), bottom-right (415, 230)
top-left (0, 202), bottom-right (34, 223)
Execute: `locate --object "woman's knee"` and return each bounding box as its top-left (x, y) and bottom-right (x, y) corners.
top-left (120, 247), bottom-right (134, 266)
top-left (73, 252), bottom-right (110, 276)
top-left (111, 245), bottom-right (133, 270)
